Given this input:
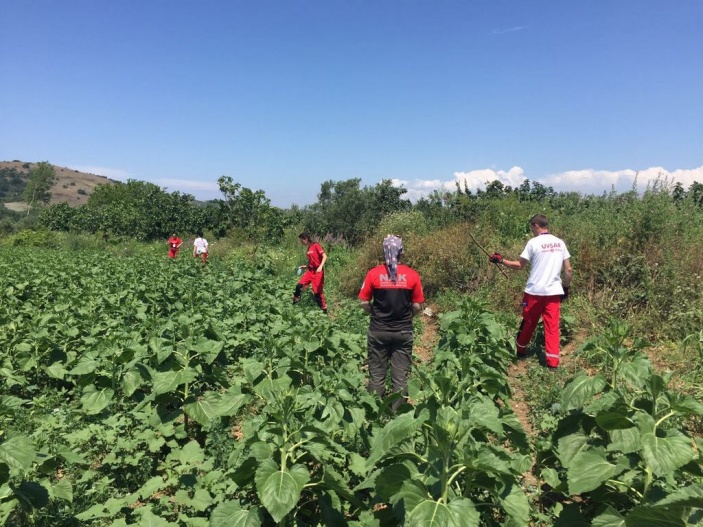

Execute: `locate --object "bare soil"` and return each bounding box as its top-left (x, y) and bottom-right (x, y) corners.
top-left (414, 304), bottom-right (439, 363)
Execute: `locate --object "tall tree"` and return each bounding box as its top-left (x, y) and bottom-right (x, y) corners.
top-left (215, 175), bottom-right (285, 241)
top-left (301, 179), bottom-right (410, 245)
top-left (23, 161), bottom-right (56, 215)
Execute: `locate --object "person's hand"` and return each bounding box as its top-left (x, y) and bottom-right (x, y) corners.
top-left (489, 252), bottom-right (503, 264)
top-left (316, 266), bottom-right (323, 273)
top-left (561, 286), bottom-right (570, 302)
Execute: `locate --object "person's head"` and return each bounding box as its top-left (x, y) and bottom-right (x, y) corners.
top-left (528, 214), bottom-right (549, 234)
top-left (298, 232), bottom-right (311, 245)
top-left (171, 233), bottom-right (177, 238)
top-left (383, 235), bottom-right (403, 260)
top-left (197, 231), bottom-right (204, 238)
top-left (382, 235), bottom-right (404, 281)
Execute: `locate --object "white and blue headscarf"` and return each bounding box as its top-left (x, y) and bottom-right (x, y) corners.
top-left (383, 235), bottom-right (404, 283)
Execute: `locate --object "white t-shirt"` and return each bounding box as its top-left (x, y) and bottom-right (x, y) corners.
top-left (520, 233), bottom-right (570, 296)
top-left (194, 237), bottom-right (209, 255)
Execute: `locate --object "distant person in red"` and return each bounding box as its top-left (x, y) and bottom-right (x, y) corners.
top-left (359, 235), bottom-right (424, 412)
top-left (167, 233), bottom-right (182, 258)
top-left (292, 233), bottom-right (328, 314)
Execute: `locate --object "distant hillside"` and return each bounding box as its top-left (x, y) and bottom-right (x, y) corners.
top-left (0, 160), bottom-right (117, 211)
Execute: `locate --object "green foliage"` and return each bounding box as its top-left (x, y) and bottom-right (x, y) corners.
top-left (0, 167), bottom-right (27, 202)
top-left (0, 229), bottom-right (57, 248)
top-left (39, 180), bottom-right (206, 240)
top-left (377, 210), bottom-right (429, 238)
top-left (0, 209), bottom-right (22, 233)
top-left (22, 162), bottom-right (55, 213)
top-left (213, 176), bottom-right (287, 242)
top-left (535, 321), bottom-right (703, 525)
top-left (1, 247), bottom-right (702, 525)
top-left (339, 222), bottom-right (488, 297)
top-left (407, 179), bottom-right (703, 341)
top-left (300, 178), bottom-right (411, 245)
top-left (24, 172), bottom-right (703, 346)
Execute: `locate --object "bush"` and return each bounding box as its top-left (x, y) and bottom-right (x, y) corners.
top-left (2, 229), bottom-right (57, 248)
top-left (376, 210), bottom-right (429, 238)
top-left (339, 222), bottom-right (485, 298)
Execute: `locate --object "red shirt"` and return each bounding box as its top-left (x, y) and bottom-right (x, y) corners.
top-left (359, 264), bottom-right (424, 331)
top-left (306, 242), bottom-right (326, 270)
top-left (168, 237), bottom-right (182, 250)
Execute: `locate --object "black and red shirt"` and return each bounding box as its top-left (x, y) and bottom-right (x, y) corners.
top-left (359, 264), bottom-right (424, 331)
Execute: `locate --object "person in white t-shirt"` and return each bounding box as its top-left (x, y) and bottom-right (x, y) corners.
top-left (193, 232), bottom-right (209, 265)
top-left (489, 214), bottom-right (573, 368)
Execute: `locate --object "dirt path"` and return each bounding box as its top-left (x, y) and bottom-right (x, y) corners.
top-left (414, 305), bottom-right (439, 364)
top-left (507, 333), bottom-right (586, 493)
top-left (507, 332), bottom-right (585, 437)
top-left (413, 305), bottom-right (592, 493)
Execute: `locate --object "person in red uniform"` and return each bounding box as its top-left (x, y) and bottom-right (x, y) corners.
top-left (292, 233), bottom-right (328, 314)
top-left (359, 235), bottom-right (424, 412)
top-left (167, 233), bottom-right (182, 259)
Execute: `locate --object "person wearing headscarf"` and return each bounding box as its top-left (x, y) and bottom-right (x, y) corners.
top-left (358, 235), bottom-right (424, 412)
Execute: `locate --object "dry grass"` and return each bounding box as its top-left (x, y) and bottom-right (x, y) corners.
top-left (0, 160), bottom-right (117, 209)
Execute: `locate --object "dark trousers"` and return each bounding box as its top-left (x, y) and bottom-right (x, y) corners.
top-left (367, 330), bottom-right (413, 410)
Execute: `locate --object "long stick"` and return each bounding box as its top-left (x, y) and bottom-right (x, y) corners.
top-left (469, 232), bottom-right (510, 279)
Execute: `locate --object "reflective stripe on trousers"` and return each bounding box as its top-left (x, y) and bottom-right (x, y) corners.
top-left (516, 293), bottom-right (561, 367)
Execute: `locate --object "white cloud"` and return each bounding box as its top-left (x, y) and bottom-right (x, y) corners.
top-left (542, 166), bottom-right (703, 195)
top-left (491, 26), bottom-right (526, 35)
top-left (660, 167), bottom-right (703, 187)
top-left (451, 167), bottom-right (526, 192)
top-left (392, 165), bottom-right (703, 201)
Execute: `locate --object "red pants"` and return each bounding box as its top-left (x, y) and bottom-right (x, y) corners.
top-left (516, 293), bottom-right (561, 367)
top-left (168, 250), bottom-right (179, 258)
top-left (297, 270), bottom-right (326, 310)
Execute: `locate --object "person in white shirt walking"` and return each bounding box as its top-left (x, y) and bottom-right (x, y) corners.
top-left (193, 232), bottom-right (209, 265)
top-left (489, 214), bottom-right (573, 369)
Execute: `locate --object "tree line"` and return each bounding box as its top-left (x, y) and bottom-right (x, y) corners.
top-left (3, 161), bottom-right (702, 245)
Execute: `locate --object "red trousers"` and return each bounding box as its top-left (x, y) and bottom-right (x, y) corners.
top-left (297, 270), bottom-right (326, 310)
top-left (516, 293), bottom-right (561, 367)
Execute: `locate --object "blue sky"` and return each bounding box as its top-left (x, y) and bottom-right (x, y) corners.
top-left (1, 1), bottom-right (702, 207)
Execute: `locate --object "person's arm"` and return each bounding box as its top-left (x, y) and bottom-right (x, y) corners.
top-left (499, 257), bottom-right (529, 270)
top-left (316, 251), bottom-right (327, 273)
top-left (411, 274), bottom-right (425, 317)
top-left (563, 259), bottom-right (573, 287)
top-left (359, 273), bottom-right (373, 314)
